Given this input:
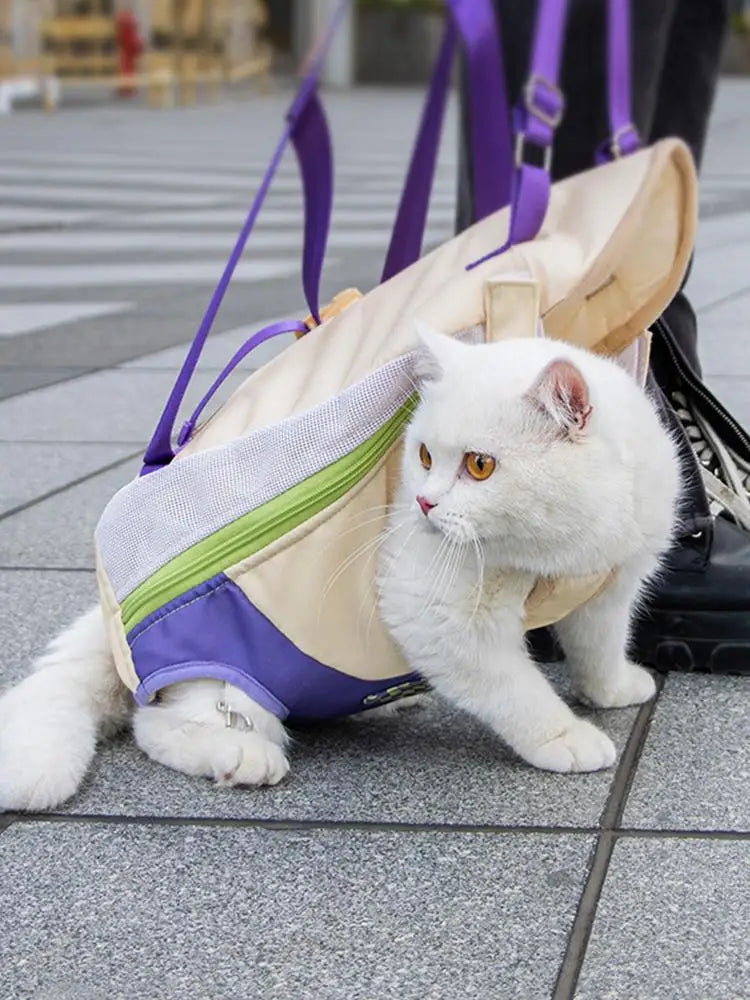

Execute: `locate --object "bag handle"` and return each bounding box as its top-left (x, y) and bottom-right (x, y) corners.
top-left (174, 320), bottom-right (309, 449)
top-left (382, 0), bottom-right (512, 283)
top-left (141, 1), bottom-right (347, 474)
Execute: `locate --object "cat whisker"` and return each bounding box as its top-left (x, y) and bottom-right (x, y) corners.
top-left (320, 515), bottom-right (412, 616)
top-left (467, 531), bottom-right (486, 627)
top-left (361, 520), bottom-right (420, 642)
top-left (420, 535), bottom-right (465, 618)
top-left (322, 502), bottom-right (413, 547)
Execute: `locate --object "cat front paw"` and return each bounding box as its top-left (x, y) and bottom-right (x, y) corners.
top-left (524, 718), bottom-right (616, 773)
top-left (575, 662), bottom-right (657, 710)
top-left (215, 731), bottom-right (290, 788)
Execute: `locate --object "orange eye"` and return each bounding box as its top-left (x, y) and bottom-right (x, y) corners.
top-left (465, 453), bottom-right (496, 481)
top-left (419, 444), bottom-right (432, 470)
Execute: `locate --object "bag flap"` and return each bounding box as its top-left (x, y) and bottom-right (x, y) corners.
top-left (181, 138), bottom-right (696, 457)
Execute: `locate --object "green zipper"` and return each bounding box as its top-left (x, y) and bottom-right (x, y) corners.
top-left (121, 394), bottom-right (417, 635)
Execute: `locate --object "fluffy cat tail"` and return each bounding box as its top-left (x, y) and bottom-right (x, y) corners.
top-left (0, 605), bottom-right (130, 812)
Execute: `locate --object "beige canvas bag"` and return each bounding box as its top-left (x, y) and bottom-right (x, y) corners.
top-left (94, 2), bottom-right (697, 721)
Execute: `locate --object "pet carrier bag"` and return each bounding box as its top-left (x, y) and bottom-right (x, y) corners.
top-left (94, 0), bottom-right (697, 720)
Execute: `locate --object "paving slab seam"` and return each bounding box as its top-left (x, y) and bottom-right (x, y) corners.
top-left (616, 826), bottom-right (750, 840)
top-left (4, 812), bottom-right (602, 836)
top-left (0, 449), bottom-right (143, 523)
top-left (550, 677), bottom-right (664, 1000)
top-left (600, 673), bottom-right (665, 831)
top-left (0, 814), bottom-right (17, 834)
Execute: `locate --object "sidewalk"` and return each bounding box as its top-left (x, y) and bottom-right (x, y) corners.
top-left (0, 83), bottom-right (748, 999)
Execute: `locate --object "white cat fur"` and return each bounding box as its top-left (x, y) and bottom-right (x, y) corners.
top-left (377, 329), bottom-right (680, 773)
top-left (0, 330), bottom-right (679, 810)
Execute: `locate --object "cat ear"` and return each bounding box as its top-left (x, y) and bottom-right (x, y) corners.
top-left (526, 358), bottom-right (592, 437)
top-left (412, 322), bottom-right (447, 383)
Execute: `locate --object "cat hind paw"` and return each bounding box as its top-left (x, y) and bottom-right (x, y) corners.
top-left (134, 711), bottom-right (290, 789)
top-left (576, 662), bottom-right (657, 710)
top-left (215, 731), bottom-right (290, 788)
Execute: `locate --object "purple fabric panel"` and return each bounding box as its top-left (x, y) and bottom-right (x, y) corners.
top-left (380, 19), bottom-right (456, 283)
top-left (290, 90), bottom-right (334, 323)
top-left (127, 574), bottom-right (422, 722)
top-left (176, 319), bottom-right (308, 448)
top-left (133, 661), bottom-right (287, 716)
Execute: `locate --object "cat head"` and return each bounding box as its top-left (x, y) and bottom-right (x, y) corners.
top-left (402, 325), bottom-right (619, 569)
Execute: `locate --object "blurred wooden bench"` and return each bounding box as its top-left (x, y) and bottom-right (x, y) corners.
top-left (2, 2), bottom-right (272, 112)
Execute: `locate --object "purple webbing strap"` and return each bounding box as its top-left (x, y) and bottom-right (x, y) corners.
top-left (380, 19), bottom-right (456, 283)
top-left (598, 0), bottom-right (640, 161)
top-left (468, 0), bottom-right (569, 270)
top-left (382, 0), bottom-right (511, 283)
top-left (452, 0), bottom-right (513, 220)
top-left (291, 87), bottom-right (333, 326)
top-left (140, 1), bottom-right (346, 474)
top-left (175, 319), bottom-right (308, 449)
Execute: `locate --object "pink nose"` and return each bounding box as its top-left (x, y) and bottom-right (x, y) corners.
top-left (417, 495), bottom-right (436, 516)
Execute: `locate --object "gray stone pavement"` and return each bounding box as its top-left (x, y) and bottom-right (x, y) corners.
top-left (0, 81), bottom-right (749, 999)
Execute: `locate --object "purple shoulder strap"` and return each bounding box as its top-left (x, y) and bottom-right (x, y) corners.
top-left (141, 1), bottom-right (348, 473)
top-left (382, 0), bottom-right (512, 282)
top-left (469, 0), bottom-right (637, 269)
top-left (599, 0), bottom-right (641, 161)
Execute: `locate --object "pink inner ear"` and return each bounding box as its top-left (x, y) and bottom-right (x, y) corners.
top-left (530, 359), bottom-right (592, 430)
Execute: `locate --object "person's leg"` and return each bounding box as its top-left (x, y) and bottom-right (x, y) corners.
top-left (647, 0), bottom-right (729, 377)
top-left (457, 0), bottom-right (680, 230)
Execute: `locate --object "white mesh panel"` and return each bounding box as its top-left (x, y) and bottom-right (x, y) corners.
top-left (96, 353), bottom-right (417, 602)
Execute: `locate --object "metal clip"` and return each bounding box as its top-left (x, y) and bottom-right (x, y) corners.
top-left (216, 698), bottom-right (254, 732)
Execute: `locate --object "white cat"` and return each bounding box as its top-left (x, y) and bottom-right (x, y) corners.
top-left (378, 328), bottom-right (680, 772)
top-left (0, 329), bottom-right (679, 811)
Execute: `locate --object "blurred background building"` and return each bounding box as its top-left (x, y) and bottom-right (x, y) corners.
top-left (1, 0), bottom-right (749, 112)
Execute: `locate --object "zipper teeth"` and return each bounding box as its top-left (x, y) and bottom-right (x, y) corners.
top-left (125, 439), bottom-right (367, 627)
top-left (121, 398), bottom-right (415, 633)
top-left (655, 317), bottom-right (750, 450)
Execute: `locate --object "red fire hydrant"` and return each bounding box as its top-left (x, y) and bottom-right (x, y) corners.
top-left (115, 9), bottom-right (143, 98)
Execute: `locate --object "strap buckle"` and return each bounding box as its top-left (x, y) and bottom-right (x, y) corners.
top-left (608, 123), bottom-right (641, 159)
top-left (514, 131), bottom-right (552, 172)
top-left (523, 73), bottom-right (564, 129)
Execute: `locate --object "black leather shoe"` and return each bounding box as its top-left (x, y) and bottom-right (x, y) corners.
top-left (632, 514), bottom-right (750, 674)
